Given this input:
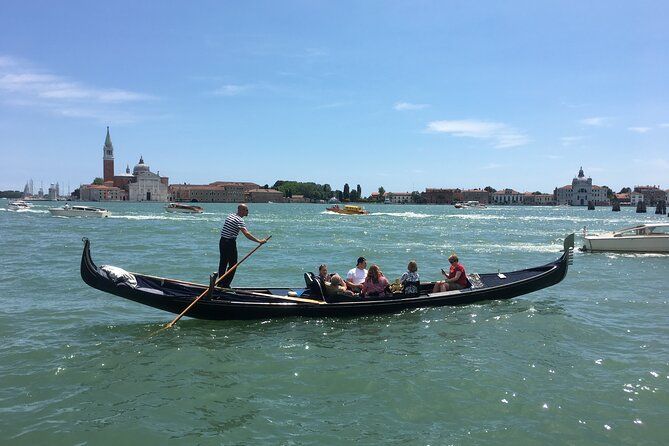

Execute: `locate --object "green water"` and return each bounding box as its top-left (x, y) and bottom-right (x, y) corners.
top-left (1, 202), bottom-right (667, 445)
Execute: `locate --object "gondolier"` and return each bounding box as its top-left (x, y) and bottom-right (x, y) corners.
top-left (218, 204), bottom-right (267, 287)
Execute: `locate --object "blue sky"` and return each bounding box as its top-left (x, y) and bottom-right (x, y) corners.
top-left (1, 0), bottom-right (667, 195)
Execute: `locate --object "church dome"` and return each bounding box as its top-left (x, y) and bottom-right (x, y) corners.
top-left (133, 156), bottom-right (150, 175)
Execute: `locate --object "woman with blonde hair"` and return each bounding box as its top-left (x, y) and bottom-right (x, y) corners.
top-left (362, 264), bottom-right (390, 297)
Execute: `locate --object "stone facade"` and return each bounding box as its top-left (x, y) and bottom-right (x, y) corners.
top-left (423, 188), bottom-right (462, 204)
top-left (554, 167), bottom-right (609, 206)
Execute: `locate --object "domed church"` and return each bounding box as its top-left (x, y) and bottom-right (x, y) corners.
top-left (81, 127), bottom-right (169, 201)
top-left (127, 155), bottom-right (168, 202)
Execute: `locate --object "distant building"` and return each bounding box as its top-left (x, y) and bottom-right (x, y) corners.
top-left (80, 184), bottom-right (125, 201)
top-left (614, 193), bottom-right (631, 206)
top-left (127, 157), bottom-right (168, 202)
top-left (630, 191), bottom-right (645, 206)
top-left (491, 189), bottom-right (523, 205)
top-left (462, 189), bottom-right (490, 204)
top-left (633, 185), bottom-right (666, 205)
top-left (554, 167), bottom-right (610, 206)
top-left (247, 188), bottom-right (284, 203)
top-left (167, 182), bottom-right (260, 203)
top-left (47, 183), bottom-right (60, 200)
top-left (522, 193), bottom-right (554, 205)
top-left (80, 127), bottom-right (169, 201)
top-left (287, 194), bottom-right (307, 203)
top-left (423, 188), bottom-right (462, 204)
top-left (382, 192), bottom-right (414, 204)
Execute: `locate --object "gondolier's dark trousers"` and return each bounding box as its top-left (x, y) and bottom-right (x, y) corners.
top-left (218, 237), bottom-right (238, 288)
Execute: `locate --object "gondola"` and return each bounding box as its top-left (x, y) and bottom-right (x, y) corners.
top-left (80, 234), bottom-right (574, 320)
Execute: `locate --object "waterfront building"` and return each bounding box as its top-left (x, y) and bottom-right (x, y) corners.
top-left (247, 188), bottom-right (284, 203)
top-left (491, 189), bottom-right (523, 205)
top-left (80, 128), bottom-right (169, 201)
top-left (614, 193), bottom-right (631, 206)
top-left (630, 191), bottom-right (645, 206)
top-left (462, 189), bottom-right (490, 205)
top-left (554, 167), bottom-right (610, 206)
top-left (633, 185), bottom-right (666, 205)
top-left (423, 188), bottom-right (462, 204)
top-left (286, 194), bottom-right (307, 203)
top-left (127, 157), bottom-right (168, 202)
top-left (47, 183), bottom-right (60, 200)
top-left (382, 192), bottom-right (414, 204)
top-left (167, 182), bottom-right (260, 203)
top-left (522, 193), bottom-right (554, 205)
top-left (80, 184), bottom-right (125, 201)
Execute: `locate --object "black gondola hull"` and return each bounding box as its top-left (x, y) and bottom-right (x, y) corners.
top-left (80, 234), bottom-right (574, 320)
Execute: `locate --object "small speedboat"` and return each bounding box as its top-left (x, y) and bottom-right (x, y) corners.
top-left (455, 201), bottom-right (487, 209)
top-left (326, 204), bottom-right (368, 215)
top-left (165, 203), bottom-right (204, 214)
top-left (7, 200), bottom-right (32, 211)
top-left (49, 205), bottom-right (111, 218)
top-left (582, 223), bottom-right (669, 253)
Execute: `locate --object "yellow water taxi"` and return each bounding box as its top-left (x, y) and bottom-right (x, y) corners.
top-left (325, 204), bottom-right (368, 215)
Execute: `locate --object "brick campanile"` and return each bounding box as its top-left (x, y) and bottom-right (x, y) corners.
top-left (103, 126), bottom-right (115, 183)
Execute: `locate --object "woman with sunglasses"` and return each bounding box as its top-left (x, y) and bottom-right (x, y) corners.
top-left (433, 254), bottom-right (467, 293)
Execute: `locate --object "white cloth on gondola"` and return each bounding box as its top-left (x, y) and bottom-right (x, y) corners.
top-left (100, 265), bottom-right (137, 288)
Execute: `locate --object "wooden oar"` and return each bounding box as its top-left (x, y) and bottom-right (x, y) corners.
top-left (156, 235), bottom-right (271, 333)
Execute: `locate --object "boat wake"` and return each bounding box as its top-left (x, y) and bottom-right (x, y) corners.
top-left (370, 212), bottom-right (433, 218)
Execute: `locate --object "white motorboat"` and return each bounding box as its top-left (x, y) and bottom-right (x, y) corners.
top-left (165, 203), bottom-right (204, 214)
top-left (49, 204), bottom-right (111, 218)
top-left (7, 200), bottom-right (33, 211)
top-left (455, 201), bottom-right (487, 209)
top-left (582, 223), bottom-right (669, 253)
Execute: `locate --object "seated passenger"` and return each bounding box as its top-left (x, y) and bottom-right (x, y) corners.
top-left (400, 260), bottom-right (420, 295)
top-left (362, 264), bottom-right (390, 297)
top-left (324, 274), bottom-right (355, 297)
top-left (433, 254), bottom-right (467, 293)
top-left (318, 264), bottom-right (334, 282)
top-left (346, 257), bottom-right (368, 292)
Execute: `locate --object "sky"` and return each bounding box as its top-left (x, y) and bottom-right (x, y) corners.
top-left (1, 0), bottom-right (667, 196)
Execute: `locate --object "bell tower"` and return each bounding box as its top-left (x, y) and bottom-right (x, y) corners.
top-left (103, 126), bottom-right (115, 183)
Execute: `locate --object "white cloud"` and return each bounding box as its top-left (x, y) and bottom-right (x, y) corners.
top-left (427, 119), bottom-right (530, 148)
top-left (315, 101), bottom-right (351, 110)
top-left (0, 55), bottom-right (156, 121)
top-left (659, 123), bottom-right (669, 128)
top-left (580, 116), bottom-right (614, 127)
top-left (212, 84), bottom-right (253, 96)
top-left (394, 102), bottom-right (429, 111)
top-left (560, 136), bottom-right (585, 147)
top-left (481, 163), bottom-right (506, 169)
top-left (627, 126), bottom-right (652, 134)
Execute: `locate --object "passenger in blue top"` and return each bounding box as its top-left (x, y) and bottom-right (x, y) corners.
top-left (218, 204), bottom-right (267, 288)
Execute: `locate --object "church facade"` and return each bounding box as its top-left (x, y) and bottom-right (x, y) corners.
top-left (554, 167), bottom-right (610, 206)
top-left (80, 127), bottom-right (169, 201)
